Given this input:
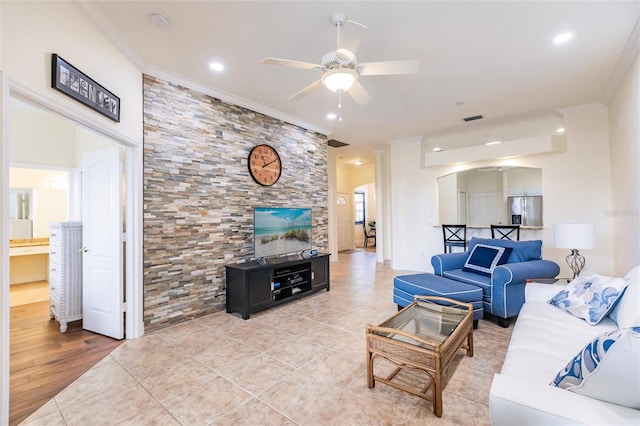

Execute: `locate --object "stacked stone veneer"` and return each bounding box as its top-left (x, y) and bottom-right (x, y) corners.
top-left (143, 75), bottom-right (328, 331)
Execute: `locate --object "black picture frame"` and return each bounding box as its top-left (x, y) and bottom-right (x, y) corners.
top-left (51, 54), bottom-right (120, 122)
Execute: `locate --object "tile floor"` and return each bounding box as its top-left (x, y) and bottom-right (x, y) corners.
top-left (21, 249), bottom-right (512, 425)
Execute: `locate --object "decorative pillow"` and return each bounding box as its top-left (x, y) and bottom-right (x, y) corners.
top-left (609, 266), bottom-right (640, 328)
top-left (467, 237), bottom-right (542, 262)
top-left (551, 327), bottom-right (640, 409)
top-left (462, 244), bottom-right (512, 276)
top-left (547, 274), bottom-right (629, 325)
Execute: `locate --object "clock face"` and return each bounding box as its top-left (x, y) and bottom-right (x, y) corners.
top-left (248, 144), bottom-right (281, 186)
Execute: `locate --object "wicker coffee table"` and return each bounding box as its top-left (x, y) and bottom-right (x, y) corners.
top-left (366, 295), bottom-right (474, 417)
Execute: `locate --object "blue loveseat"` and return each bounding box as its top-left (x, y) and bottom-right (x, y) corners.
top-left (431, 237), bottom-right (560, 327)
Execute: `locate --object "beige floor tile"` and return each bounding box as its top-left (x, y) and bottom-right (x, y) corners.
top-left (258, 369), bottom-right (346, 424)
top-left (58, 381), bottom-right (161, 426)
top-left (161, 375), bottom-right (253, 425)
top-left (191, 336), bottom-right (258, 371)
top-left (151, 317), bottom-right (211, 345)
top-left (111, 341), bottom-right (188, 379)
top-left (117, 404), bottom-right (181, 426)
top-left (211, 397), bottom-right (296, 425)
top-left (54, 355), bottom-right (134, 407)
top-left (298, 349), bottom-right (366, 387)
top-left (136, 357), bottom-right (219, 403)
top-left (217, 352), bottom-right (297, 397)
top-left (19, 399), bottom-right (62, 425)
top-left (262, 332), bottom-right (330, 367)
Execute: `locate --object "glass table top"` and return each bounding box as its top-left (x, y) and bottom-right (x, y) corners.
top-left (372, 300), bottom-right (467, 347)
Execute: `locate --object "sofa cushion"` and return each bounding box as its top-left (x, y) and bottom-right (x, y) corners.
top-left (609, 266), bottom-right (640, 328)
top-left (551, 327), bottom-right (640, 409)
top-left (547, 274), bottom-right (629, 325)
top-left (462, 244), bottom-right (512, 276)
top-left (467, 237), bottom-right (542, 263)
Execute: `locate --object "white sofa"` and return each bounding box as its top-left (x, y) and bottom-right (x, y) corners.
top-left (489, 267), bottom-right (640, 425)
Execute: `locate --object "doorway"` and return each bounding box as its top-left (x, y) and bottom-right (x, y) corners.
top-left (2, 87), bottom-right (143, 423)
top-left (7, 96), bottom-right (125, 336)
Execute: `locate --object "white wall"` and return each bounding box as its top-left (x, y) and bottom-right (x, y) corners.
top-left (10, 108), bottom-right (77, 167)
top-left (437, 172), bottom-right (457, 224)
top-left (388, 106), bottom-right (616, 277)
top-left (608, 54), bottom-right (640, 275)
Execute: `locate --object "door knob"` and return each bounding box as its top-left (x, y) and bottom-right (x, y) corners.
top-left (79, 246), bottom-right (89, 253)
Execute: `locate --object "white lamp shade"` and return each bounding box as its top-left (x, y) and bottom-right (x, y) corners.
top-left (553, 223), bottom-right (596, 249)
top-left (322, 70), bottom-right (356, 93)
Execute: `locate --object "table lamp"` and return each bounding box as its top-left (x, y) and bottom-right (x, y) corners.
top-left (553, 223), bottom-right (596, 279)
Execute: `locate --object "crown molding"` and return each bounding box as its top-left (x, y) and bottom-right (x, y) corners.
top-left (556, 102), bottom-right (605, 115)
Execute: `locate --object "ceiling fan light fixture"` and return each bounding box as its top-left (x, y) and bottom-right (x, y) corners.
top-left (322, 69), bottom-right (357, 93)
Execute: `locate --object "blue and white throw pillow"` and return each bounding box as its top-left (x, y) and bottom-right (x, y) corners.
top-left (547, 274), bottom-right (629, 325)
top-left (551, 327), bottom-right (640, 409)
top-left (461, 244), bottom-right (512, 276)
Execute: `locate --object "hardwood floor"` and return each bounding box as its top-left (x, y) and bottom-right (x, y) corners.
top-left (10, 300), bottom-right (123, 425)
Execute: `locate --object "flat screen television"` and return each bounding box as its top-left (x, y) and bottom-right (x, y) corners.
top-left (254, 207), bottom-right (312, 259)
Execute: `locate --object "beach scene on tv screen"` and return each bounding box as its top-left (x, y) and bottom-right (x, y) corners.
top-left (255, 207), bottom-right (312, 258)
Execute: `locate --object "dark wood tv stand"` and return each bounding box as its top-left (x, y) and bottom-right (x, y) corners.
top-left (225, 253), bottom-right (330, 319)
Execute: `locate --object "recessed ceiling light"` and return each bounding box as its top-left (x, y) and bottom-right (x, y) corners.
top-left (354, 160), bottom-right (363, 166)
top-left (433, 147), bottom-right (443, 152)
top-left (485, 141), bottom-right (502, 146)
top-left (553, 32), bottom-right (573, 44)
top-left (326, 113), bottom-right (337, 120)
top-left (556, 127), bottom-right (565, 133)
top-left (150, 13), bottom-right (169, 27)
top-left (209, 62), bottom-right (224, 72)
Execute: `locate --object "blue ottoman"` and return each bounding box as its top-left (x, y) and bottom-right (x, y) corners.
top-left (393, 273), bottom-right (483, 328)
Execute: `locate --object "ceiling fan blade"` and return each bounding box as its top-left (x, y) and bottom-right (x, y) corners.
top-left (337, 20), bottom-right (368, 61)
top-left (288, 79), bottom-right (323, 101)
top-left (358, 59), bottom-right (421, 76)
top-left (263, 57), bottom-right (324, 70)
top-left (347, 80), bottom-right (372, 106)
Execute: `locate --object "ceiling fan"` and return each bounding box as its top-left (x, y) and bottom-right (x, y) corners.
top-left (263, 12), bottom-right (420, 119)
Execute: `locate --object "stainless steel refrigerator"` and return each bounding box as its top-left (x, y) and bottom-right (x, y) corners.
top-left (508, 196), bottom-right (543, 226)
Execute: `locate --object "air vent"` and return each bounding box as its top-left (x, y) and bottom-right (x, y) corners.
top-left (328, 139), bottom-right (349, 148)
top-left (463, 115), bottom-right (484, 122)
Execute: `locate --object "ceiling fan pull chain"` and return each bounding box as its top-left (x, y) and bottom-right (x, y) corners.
top-left (338, 92), bottom-right (343, 121)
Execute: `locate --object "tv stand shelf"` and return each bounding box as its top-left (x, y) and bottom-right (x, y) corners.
top-left (225, 253), bottom-right (330, 319)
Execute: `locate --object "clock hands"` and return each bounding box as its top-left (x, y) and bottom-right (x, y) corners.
top-left (262, 159), bottom-right (278, 168)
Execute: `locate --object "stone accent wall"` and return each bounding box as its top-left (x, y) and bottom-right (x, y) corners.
top-left (142, 75), bottom-right (328, 331)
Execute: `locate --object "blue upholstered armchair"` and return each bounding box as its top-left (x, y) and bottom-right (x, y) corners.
top-left (431, 237), bottom-right (560, 327)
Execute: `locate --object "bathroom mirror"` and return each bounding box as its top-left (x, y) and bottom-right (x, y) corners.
top-left (9, 167), bottom-right (70, 239)
top-left (437, 166), bottom-right (542, 226)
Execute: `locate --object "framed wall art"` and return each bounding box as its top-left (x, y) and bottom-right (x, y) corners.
top-left (51, 53), bottom-right (120, 122)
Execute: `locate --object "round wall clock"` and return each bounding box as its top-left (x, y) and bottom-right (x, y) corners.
top-left (248, 144), bottom-right (282, 186)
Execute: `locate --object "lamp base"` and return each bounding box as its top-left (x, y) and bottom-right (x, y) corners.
top-left (566, 249), bottom-right (586, 280)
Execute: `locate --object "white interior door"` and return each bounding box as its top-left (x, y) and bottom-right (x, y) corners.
top-left (81, 147), bottom-right (123, 339)
top-left (337, 193), bottom-right (353, 251)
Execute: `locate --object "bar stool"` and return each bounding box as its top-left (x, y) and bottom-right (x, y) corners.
top-left (442, 224), bottom-right (467, 253)
top-left (491, 225), bottom-right (520, 241)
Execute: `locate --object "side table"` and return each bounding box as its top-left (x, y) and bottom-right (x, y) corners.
top-left (366, 295), bottom-right (473, 417)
